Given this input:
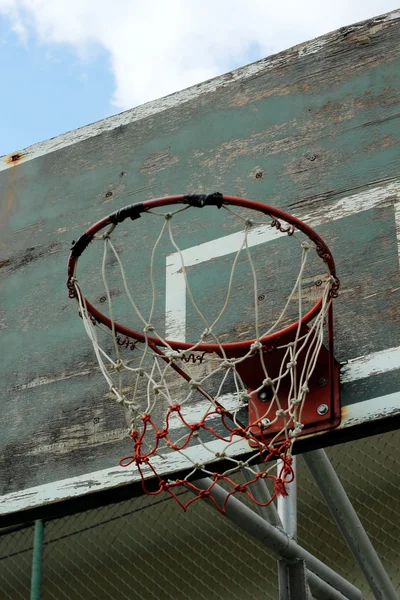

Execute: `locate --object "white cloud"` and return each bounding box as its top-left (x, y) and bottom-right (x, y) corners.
top-left (0, 0), bottom-right (398, 110)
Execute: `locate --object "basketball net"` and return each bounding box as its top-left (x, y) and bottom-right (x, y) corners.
top-left (68, 194), bottom-right (339, 513)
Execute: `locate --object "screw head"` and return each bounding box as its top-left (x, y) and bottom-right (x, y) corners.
top-left (318, 377), bottom-right (328, 387)
top-left (317, 404), bottom-right (329, 416)
top-left (258, 387), bottom-right (273, 403)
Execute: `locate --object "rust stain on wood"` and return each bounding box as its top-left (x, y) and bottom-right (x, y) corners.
top-left (5, 152), bottom-right (25, 166)
top-left (353, 88), bottom-right (400, 109)
top-left (364, 134), bottom-right (396, 152)
top-left (0, 154), bottom-right (27, 233)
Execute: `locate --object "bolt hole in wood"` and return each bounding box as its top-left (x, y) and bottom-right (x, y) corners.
top-left (6, 152), bottom-right (24, 165)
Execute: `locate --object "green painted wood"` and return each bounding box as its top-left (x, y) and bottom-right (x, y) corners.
top-left (0, 10), bottom-right (399, 514)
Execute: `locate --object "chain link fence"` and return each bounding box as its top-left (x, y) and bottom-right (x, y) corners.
top-left (1, 429), bottom-right (399, 599)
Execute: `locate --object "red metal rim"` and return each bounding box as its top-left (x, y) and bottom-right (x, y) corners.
top-left (67, 194), bottom-right (338, 353)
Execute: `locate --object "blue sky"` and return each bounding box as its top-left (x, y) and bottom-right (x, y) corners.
top-left (0, 1), bottom-right (399, 157)
top-left (0, 19), bottom-right (114, 155)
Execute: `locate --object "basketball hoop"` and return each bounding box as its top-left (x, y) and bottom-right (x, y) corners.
top-left (67, 193), bottom-right (340, 513)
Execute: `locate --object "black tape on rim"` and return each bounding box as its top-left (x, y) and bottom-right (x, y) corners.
top-left (70, 233), bottom-right (92, 258)
top-left (184, 193), bottom-right (224, 209)
top-left (109, 202), bottom-right (144, 225)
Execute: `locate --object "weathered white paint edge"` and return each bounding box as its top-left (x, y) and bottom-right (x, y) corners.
top-left (341, 346), bottom-right (400, 383)
top-left (298, 9), bottom-right (400, 57)
top-left (0, 57), bottom-right (282, 170)
top-left (387, 9), bottom-right (400, 20)
top-left (1, 355), bottom-right (399, 518)
top-left (1, 10), bottom-right (399, 170)
top-left (165, 181), bottom-right (399, 340)
top-left (395, 202), bottom-right (400, 270)
top-left (0, 436), bottom-right (251, 516)
top-left (339, 392), bottom-right (400, 428)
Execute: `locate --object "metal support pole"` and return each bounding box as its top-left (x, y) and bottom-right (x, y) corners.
top-left (278, 559), bottom-right (311, 600)
top-left (303, 449), bottom-right (399, 600)
top-left (277, 456), bottom-right (297, 539)
top-left (30, 519), bottom-right (44, 600)
top-left (242, 466), bottom-right (283, 526)
top-left (277, 457), bottom-right (311, 599)
top-left (193, 478), bottom-right (362, 600)
top-left (306, 570), bottom-right (354, 600)
top-left (241, 466), bottom-right (342, 600)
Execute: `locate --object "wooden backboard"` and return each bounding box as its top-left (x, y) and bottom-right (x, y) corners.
top-left (0, 9), bottom-right (399, 525)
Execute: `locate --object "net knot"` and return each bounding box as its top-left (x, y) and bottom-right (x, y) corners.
top-left (167, 350), bottom-right (183, 361)
top-left (250, 341), bottom-right (262, 352)
top-left (114, 359), bottom-right (124, 372)
top-left (141, 413), bottom-right (151, 423)
top-left (215, 405), bottom-right (226, 414)
top-left (153, 385), bottom-right (163, 395)
top-left (168, 403), bottom-right (181, 412)
top-left (276, 409), bottom-right (286, 418)
top-left (301, 241), bottom-right (313, 251)
top-left (156, 429), bottom-right (168, 440)
top-left (200, 328), bottom-right (211, 340)
top-left (287, 360), bottom-right (297, 369)
top-left (221, 360), bottom-right (233, 369)
top-left (129, 430), bottom-right (139, 440)
top-left (143, 324), bottom-right (155, 332)
top-left (274, 478), bottom-right (289, 497)
top-left (268, 445), bottom-right (283, 458)
top-left (245, 218), bottom-right (253, 228)
top-left (301, 384), bottom-right (309, 393)
top-left (189, 423), bottom-right (201, 432)
top-left (110, 387), bottom-right (123, 403)
top-left (214, 451), bottom-right (226, 458)
top-left (234, 484), bottom-right (247, 493)
top-left (190, 380), bottom-right (201, 389)
top-left (240, 392), bottom-right (251, 402)
top-left (164, 212), bottom-right (173, 220)
top-left (263, 377), bottom-right (273, 387)
top-left (290, 398), bottom-right (301, 407)
top-left (231, 428), bottom-right (246, 438)
top-left (289, 425), bottom-right (303, 438)
top-left (198, 489), bottom-right (211, 498)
